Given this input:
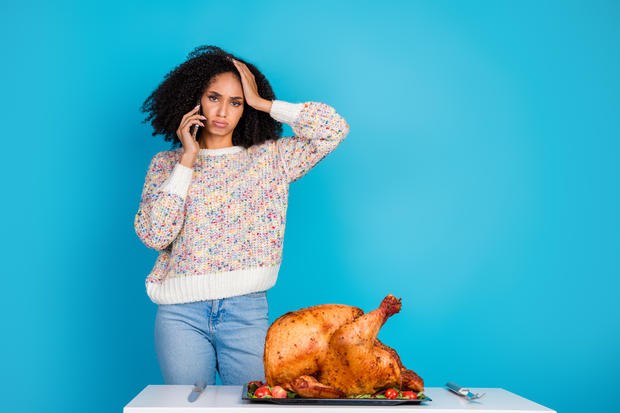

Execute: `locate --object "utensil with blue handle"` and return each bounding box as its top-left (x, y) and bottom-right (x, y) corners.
top-left (446, 382), bottom-right (485, 400)
top-left (188, 380), bottom-right (206, 402)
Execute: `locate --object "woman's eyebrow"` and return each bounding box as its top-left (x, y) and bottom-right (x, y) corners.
top-left (208, 91), bottom-right (243, 100)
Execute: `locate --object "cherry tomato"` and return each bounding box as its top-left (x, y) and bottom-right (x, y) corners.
top-left (271, 385), bottom-right (288, 398)
top-left (385, 388), bottom-right (399, 399)
top-left (401, 391), bottom-right (417, 399)
top-left (248, 380), bottom-right (264, 387)
top-left (254, 386), bottom-right (272, 398)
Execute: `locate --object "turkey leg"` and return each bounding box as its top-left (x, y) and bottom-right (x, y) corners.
top-left (318, 294), bottom-right (404, 395)
top-left (284, 375), bottom-right (346, 399)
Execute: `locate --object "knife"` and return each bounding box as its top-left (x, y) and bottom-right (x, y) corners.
top-left (445, 382), bottom-right (485, 400)
top-left (188, 380), bottom-right (207, 402)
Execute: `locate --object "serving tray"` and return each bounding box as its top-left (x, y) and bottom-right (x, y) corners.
top-left (241, 383), bottom-right (432, 405)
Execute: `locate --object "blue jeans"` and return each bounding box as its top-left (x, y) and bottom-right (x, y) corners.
top-left (154, 290), bottom-right (269, 385)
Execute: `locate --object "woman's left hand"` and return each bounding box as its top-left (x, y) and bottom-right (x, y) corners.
top-left (230, 58), bottom-right (272, 113)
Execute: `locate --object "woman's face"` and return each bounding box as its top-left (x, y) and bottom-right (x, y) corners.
top-left (199, 72), bottom-right (245, 136)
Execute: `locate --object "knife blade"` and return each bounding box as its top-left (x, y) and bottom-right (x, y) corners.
top-left (445, 381), bottom-right (485, 400)
top-left (188, 380), bottom-right (207, 402)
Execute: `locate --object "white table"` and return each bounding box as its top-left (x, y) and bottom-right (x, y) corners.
top-left (123, 385), bottom-right (556, 412)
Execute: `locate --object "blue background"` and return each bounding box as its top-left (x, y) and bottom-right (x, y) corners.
top-left (1, 0), bottom-right (618, 412)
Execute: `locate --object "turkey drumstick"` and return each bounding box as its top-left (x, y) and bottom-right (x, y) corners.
top-left (318, 294), bottom-right (407, 395)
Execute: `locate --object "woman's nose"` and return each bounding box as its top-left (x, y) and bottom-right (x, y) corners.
top-left (217, 103), bottom-right (228, 117)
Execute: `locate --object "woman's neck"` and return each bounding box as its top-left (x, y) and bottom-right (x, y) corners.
top-left (198, 132), bottom-right (234, 149)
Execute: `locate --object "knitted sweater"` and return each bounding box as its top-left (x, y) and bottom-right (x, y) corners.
top-left (135, 100), bottom-right (350, 304)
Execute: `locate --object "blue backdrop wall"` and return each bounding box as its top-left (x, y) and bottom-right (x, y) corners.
top-left (1, 1), bottom-right (618, 412)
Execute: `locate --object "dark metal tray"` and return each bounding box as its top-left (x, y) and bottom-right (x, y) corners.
top-left (241, 383), bottom-right (432, 405)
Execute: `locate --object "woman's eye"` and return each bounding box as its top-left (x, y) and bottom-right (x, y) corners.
top-left (208, 96), bottom-right (241, 106)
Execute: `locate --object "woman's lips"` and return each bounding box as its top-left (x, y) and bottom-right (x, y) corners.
top-left (213, 121), bottom-right (228, 128)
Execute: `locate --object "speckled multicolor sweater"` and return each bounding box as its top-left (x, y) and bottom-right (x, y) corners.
top-left (134, 100), bottom-right (350, 304)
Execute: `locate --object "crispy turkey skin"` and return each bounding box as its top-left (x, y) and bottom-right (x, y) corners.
top-left (264, 304), bottom-right (363, 385)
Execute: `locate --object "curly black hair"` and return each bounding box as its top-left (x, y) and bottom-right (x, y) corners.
top-left (140, 45), bottom-right (283, 149)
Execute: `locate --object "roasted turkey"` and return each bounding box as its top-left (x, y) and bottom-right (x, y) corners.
top-left (263, 294), bottom-right (424, 398)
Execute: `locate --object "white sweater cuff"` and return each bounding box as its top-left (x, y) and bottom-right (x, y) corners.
top-left (270, 100), bottom-right (304, 125)
top-left (158, 163), bottom-right (193, 200)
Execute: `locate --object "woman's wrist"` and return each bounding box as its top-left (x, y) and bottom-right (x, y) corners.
top-left (180, 152), bottom-right (197, 168)
top-left (254, 98), bottom-right (273, 113)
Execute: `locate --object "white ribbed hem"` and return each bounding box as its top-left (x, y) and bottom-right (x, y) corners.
top-left (146, 263), bottom-right (280, 304)
top-left (158, 163), bottom-right (193, 200)
top-left (270, 100), bottom-right (304, 125)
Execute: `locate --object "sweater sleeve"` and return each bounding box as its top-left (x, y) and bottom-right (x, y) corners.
top-left (271, 100), bottom-right (350, 184)
top-left (134, 152), bottom-right (193, 250)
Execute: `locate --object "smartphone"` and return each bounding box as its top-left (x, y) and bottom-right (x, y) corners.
top-left (192, 99), bottom-right (202, 140)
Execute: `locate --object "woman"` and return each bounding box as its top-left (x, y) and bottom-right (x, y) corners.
top-left (135, 45), bottom-right (350, 385)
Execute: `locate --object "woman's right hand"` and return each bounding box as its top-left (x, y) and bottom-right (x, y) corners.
top-left (176, 104), bottom-right (206, 166)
